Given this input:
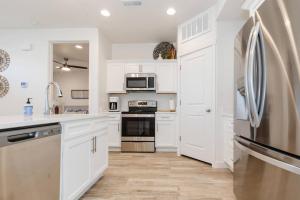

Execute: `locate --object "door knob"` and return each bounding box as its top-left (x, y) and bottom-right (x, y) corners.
top-left (206, 109), bottom-right (211, 113)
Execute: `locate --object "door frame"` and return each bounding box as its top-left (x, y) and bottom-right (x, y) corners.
top-left (177, 45), bottom-right (217, 167)
top-left (48, 40), bottom-right (95, 114)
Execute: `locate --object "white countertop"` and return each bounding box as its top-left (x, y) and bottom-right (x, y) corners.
top-left (0, 114), bottom-right (108, 130)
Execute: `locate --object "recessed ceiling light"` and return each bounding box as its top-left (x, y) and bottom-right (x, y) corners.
top-left (75, 44), bottom-right (83, 49)
top-left (62, 66), bottom-right (71, 72)
top-left (100, 9), bottom-right (111, 17)
top-left (167, 8), bottom-right (176, 16)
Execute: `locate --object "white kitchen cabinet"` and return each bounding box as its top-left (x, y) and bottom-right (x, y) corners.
top-left (91, 129), bottom-right (109, 178)
top-left (140, 63), bottom-right (156, 73)
top-left (107, 60), bottom-right (177, 94)
top-left (107, 62), bottom-right (125, 93)
top-left (125, 62), bottom-right (156, 74)
top-left (156, 62), bottom-right (178, 93)
top-left (107, 113), bottom-right (121, 149)
top-left (223, 115), bottom-right (234, 172)
top-left (125, 63), bottom-right (140, 73)
top-left (155, 113), bottom-right (177, 152)
top-left (62, 118), bottom-right (108, 200)
top-left (63, 135), bottom-right (93, 200)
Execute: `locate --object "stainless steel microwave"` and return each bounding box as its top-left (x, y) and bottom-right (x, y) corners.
top-left (125, 73), bottom-right (156, 91)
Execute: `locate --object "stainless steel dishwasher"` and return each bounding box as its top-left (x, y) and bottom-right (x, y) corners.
top-left (0, 123), bottom-right (61, 200)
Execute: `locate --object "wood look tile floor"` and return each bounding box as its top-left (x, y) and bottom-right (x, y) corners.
top-left (82, 152), bottom-right (235, 200)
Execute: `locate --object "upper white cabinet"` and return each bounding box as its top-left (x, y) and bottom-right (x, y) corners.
top-left (106, 62), bottom-right (125, 93)
top-left (156, 62), bottom-right (177, 93)
top-left (106, 60), bottom-right (177, 94)
top-left (140, 63), bottom-right (156, 73)
top-left (125, 62), bottom-right (156, 74)
top-left (125, 63), bottom-right (140, 73)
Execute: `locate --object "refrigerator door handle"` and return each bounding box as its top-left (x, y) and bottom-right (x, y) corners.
top-left (235, 139), bottom-right (300, 175)
top-left (257, 23), bottom-right (267, 127)
top-left (247, 22), bottom-right (267, 128)
top-left (244, 24), bottom-right (257, 127)
top-left (248, 22), bottom-right (261, 127)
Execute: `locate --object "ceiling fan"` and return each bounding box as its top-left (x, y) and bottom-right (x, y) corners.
top-left (54, 58), bottom-right (88, 71)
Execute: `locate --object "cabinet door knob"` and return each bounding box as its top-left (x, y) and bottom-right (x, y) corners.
top-left (206, 109), bottom-right (211, 113)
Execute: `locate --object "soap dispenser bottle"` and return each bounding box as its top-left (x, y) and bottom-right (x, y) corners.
top-left (24, 98), bottom-right (33, 116)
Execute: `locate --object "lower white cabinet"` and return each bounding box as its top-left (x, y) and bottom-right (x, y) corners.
top-left (155, 113), bottom-right (177, 151)
top-left (62, 118), bottom-right (108, 200)
top-left (91, 130), bottom-right (109, 178)
top-left (107, 113), bottom-right (121, 149)
top-left (63, 135), bottom-right (93, 200)
top-left (223, 115), bottom-right (234, 172)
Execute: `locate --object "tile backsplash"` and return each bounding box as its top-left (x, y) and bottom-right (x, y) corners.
top-left (108, 93), bottom-right (177, 111)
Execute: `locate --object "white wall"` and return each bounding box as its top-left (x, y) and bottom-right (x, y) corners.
top-left (99, 31), bottom-right (112, 112)
top-left (112, 43), bottom-right (157, 60)
top-left (54, 69), bottom-right (89, 107)
top-left (216, 21), bottom-right (244, 116)
top-left (215, 20), bottom-right (245, 166)
top-left (0, 28), bottom-right (100, 115)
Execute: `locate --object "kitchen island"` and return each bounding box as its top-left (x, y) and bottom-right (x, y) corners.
top-left (0, 114), bottom-right (109, 200)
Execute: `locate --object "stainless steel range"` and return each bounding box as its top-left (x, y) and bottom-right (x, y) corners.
top-left (121, 100), bottom-right (157, 152)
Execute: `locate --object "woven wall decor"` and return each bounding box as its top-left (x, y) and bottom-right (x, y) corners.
top-left (0, 49), bottom-right (10, 72)
top-left (0, 75), bottom-right (9, 97)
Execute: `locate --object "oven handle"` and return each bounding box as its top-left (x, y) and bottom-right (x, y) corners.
top-left (122, 114), bottom-right (155, 118)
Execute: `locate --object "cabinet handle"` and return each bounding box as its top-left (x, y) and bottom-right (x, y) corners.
top-left (118, 123), bottom-right (120, 132)
top-left (91, 137), bottom-right (95, 153)
top-left (95, 136), bottom-right (97, 153)
top-left (156, 125), bottom-right (158, 132)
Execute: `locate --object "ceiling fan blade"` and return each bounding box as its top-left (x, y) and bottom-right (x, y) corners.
top-left (54, 60), bottom-right (64, 65)
top-left (67, 65), bottom-right (88, 69)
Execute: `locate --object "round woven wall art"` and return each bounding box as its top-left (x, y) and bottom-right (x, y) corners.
top-left (0, 49), bottom-right (10, 72)
top-left (153, 42), bottom-right (176, 60)
top-left (0, 75), bottom-right (9, 97)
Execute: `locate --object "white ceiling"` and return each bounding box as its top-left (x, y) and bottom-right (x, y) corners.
top-left (53, 43), bottom-right (89, 72)
top-left (0, 0), bottom-right (218, 43)
top-left (53, 43), bottom-right (89, 62)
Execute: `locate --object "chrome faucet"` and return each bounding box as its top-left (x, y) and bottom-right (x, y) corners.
top-left (44, 82), bottom-right (63, 115)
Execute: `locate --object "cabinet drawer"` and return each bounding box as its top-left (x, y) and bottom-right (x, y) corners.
top-left (106, 114), bottom-right (121, 121)
top-left (156, 114), bottom-right (176, 121)
top-left (63, 120), bottom-right (93, 140)
top-left (92, 119), bottom-right (108, 131)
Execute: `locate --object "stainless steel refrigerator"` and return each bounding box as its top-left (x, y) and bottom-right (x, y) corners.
top-left (234, 0), bottom-right (300, 199)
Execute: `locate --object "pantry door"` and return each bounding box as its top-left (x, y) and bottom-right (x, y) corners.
top-left (180, 46), bottom-right (214, 164)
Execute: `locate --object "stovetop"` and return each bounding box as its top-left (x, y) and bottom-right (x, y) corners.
top-left (124, 100), bottom-right (157, 114)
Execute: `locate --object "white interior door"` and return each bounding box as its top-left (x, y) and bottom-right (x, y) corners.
top-left (180, 46), bottom-right (214, 164)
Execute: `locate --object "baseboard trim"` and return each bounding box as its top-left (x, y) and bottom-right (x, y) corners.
top-left (109, 146), bottom-right (121, 152)
top-left (212, 161), bottom-right (228, 169)
top-left (156, 147), bottom-right (178, 152)
top-left (109, 146), bottom-right (178, 152)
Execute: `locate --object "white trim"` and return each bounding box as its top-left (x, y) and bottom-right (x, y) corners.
top-left (212, 161), bottom-right (228, 169)
top-left (156, 147), bottom-right (177, 152)
top-left (242, 0), bottom-right (265, 16)
top-left (109, 147), bottom-right (121, 152)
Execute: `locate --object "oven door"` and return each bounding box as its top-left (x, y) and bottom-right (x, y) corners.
top-left (122, 114), bottom-right (155, 141)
